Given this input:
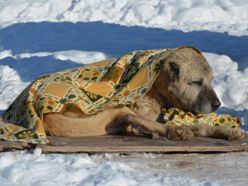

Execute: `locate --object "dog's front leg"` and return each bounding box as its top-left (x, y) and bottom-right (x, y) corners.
top-left (122, 114), bottom-right (194, 140)
top-left (124, 114), bottom-right (166, 139)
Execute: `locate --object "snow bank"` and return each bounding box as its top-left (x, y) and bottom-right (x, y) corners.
top-left (0, 50), bottom-right (107, 64)
top-left (0, 0), bottom-right (248, 36)
top-left (204, 53), bottom-right (248, 111)
top-left (0, 66), bottom-right (28, 110)
top-left (53, 50), bottom-right (106, 64)
top-left (1, 150), bottom-right (248, 186)
top-left (0, 50), bottom-right (12, 60)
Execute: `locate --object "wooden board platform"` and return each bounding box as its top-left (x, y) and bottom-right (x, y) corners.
top-left (1, 135), bottom-right (248, 153)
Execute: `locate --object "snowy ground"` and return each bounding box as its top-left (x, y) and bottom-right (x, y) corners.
top-left (0, 0), bottom-right (248, 185)
top-left (1, 150), bottom-right (248, 186)
top-left (0, 0), bottom-right (248, 36)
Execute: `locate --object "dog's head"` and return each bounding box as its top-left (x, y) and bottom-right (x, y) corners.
top-left (155, 46), bottom-right (220, 114)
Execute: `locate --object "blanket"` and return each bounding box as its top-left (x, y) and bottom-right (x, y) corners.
top-left (0, 49), bottom-right (242, 144)
top-left (163, 108), bottom-right (241, 128)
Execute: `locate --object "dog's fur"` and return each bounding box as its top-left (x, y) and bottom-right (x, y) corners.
top-left (43, 47), bottom-right (245, 140)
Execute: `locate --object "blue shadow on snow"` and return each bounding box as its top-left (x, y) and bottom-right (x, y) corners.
top-left (0, 21), bottom-right (247, 77)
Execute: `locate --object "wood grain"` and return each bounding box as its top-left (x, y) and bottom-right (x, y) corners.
top-left (1, 135), bottom-right (248, 153)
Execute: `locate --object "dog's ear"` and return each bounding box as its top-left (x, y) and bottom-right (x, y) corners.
top-left (168, 62), bottom-right (180, 82)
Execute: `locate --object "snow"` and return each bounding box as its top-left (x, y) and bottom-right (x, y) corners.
top-left (1, 150), bottom-right (248, 186)
top-left (1, 0), bottom-right (248, 185)
top-left (0, 50), bottom-right (12, 60)
top-left (0, 0), bottom-right (248, 36)
top-left (0, 50), bottom-right (107, 64)
top-left (205, 53), bottom-right (248, 111)
top-left (0, 66), bottom-right (28, 110)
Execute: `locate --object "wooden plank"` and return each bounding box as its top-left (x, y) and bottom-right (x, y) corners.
top-left (40, 135), bottom-right (248, 153)
top-left (1, 135), bottom-right (248, 153)
top-left (0, 140), bottom-right (33, 152)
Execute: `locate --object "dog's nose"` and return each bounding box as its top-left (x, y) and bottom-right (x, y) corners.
top-left (212, 99), bottom-right (221, 110)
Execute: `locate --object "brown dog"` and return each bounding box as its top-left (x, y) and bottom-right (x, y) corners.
top-left (43, 46), bottom-right (245, 140)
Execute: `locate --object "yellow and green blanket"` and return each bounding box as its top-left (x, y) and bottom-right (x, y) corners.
top-left (0, 49), bottom-right (242, 144)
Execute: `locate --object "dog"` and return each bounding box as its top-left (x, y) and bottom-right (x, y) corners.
top-left (42, 46), bottom-right (245, 140)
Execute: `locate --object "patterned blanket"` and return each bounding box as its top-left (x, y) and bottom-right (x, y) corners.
top-left (163, 108), bottom-right (241, 128)
top-left (0, 49), bottom-right (242, 144)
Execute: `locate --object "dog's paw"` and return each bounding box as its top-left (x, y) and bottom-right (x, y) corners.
top-left (166, 124), bottom-right (194, 140)
top-left (227, 129), bottom-right (246, 140)
top-left (189, 125), bottom-right (201, 137)
top-left (151, 132), bottom-right (166, 140)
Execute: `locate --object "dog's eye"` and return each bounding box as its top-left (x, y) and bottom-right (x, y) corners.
top-left (188, 80), bottom-right (203, 86)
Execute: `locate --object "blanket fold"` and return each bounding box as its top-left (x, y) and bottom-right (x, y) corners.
top-left (0, 49), bottom-right (243, 144)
